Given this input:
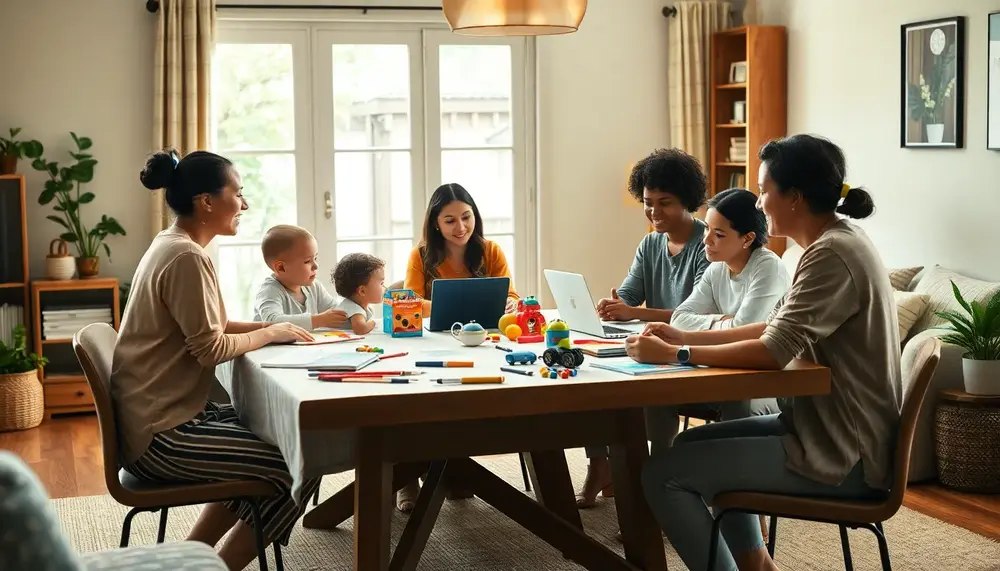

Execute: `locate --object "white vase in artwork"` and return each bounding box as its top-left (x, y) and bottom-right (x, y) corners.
top-left (926, 123), bottom-right (945, 144)
top-left (742, 0), bottom-right (758, 25)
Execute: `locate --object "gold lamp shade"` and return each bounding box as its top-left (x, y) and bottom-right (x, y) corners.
top-left (442, 0), bottom-right (588, 36)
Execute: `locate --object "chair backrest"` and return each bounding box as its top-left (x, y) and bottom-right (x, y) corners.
top-left (72, 323), bottom-right (125, 498)
top-left (885, 337), bottom-right (941, 512)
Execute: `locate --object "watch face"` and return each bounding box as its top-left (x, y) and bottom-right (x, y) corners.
top-left (929, 28), bottom-right (946, 55)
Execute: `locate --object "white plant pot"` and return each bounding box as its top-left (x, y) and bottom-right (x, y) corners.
top-left (926, 123), bottom-right (945, 144)
top-left (962, 358), bottom-right (1000, 395)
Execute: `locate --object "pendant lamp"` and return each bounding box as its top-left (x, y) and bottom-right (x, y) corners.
top-left (442, 0), bottom-right (588, 36)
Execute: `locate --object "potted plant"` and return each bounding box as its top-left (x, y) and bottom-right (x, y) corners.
top-left (0, 325), bottom-right (48, 431)
top-left (0, 128), bottom-right (43, 175)
top-left (907, 41), bottom-right (958, 145)
top-left (935, 280), bottom-right (1000, 395)
top-left (30, 133), bottom-right (127, 278)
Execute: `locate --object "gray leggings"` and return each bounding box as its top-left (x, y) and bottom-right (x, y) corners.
top-left (642, 415), bottom-right (881, 571)
top-left (584, 398), bottom-right (780, 459)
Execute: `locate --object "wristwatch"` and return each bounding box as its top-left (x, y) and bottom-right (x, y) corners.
top-left (676, 345), bottom-right (691, 364)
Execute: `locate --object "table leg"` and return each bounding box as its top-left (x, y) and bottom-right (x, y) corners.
top-left (389, 460), bottom-right (449, 571)
top-left (609, 409), bottom-right (668, 571)
top-left (354, 428), bottom-right (392, 571)
top-left (304, 462), bottom-right (427, 530)
top-left (523, 450), bottom-right (584, 531)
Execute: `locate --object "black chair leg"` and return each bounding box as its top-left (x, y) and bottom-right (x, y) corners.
top-left (683, 416), bottom-right (690, 431)
top-left (706, 510), bottom-right (727, 571)
top-left (312, 486), bottom-right (320, 506)
top-left (518, 452), bottom-right (532, 492)
top-left (871, 522), bottom-right (892, 571)
top-left (156, 508), bottom-right (169, 543)
top-left (767, 515), bottom-right (777, 557)
top-left (839, 525), bottom-right (854, 571)
top-left (247, 499), bottom-right (270, 571)
top-left (120, 507), bottom-right (143, 548)
top-left (273, 541), bottom-right (284, 571)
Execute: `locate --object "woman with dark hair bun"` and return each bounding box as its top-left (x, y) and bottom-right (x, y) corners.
top-left (114, 149), bottom-right (320, 570)
top-left (633, 135), bottom-right (900, 571)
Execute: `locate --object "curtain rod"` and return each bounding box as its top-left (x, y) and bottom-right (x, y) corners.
top-left (662, 6), bottom-right (677, 17)
top-left (145, 1), bottom-right (442, 13)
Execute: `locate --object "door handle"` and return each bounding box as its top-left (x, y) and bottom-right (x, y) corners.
top-left (324, 191), bottom-right (333, 219)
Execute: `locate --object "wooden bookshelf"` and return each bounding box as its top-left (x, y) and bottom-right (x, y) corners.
top-left (31, 278), bottom-right (120, 419)
top-left (0, 175), bottom-right (29, 338)
top-left (709, 25), bottom-right (788, 255)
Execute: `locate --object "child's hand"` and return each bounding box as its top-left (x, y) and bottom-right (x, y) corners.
top-left (315, 308), bottom-right (349, 329)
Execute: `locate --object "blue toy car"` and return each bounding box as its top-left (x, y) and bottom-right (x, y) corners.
top-left (505, 351), bottom-right (538, 365)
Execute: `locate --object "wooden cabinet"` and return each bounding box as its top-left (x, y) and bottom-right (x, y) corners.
top-left (31, 278), bottom-right (120, 419)
top-left (0, 175), bottom-right (29, 340)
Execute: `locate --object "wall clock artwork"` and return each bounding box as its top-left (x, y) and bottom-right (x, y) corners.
top-left (900, 16), bottom-right (966, 149)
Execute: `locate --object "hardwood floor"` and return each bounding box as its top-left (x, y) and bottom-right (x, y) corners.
top-left (3, 414), bottom-right (1000, 542)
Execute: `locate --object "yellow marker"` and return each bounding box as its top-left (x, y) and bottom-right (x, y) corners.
top-left (434, 376), bottom-right (505, 385)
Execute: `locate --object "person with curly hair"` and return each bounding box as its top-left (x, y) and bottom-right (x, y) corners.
top-left (579, 148), bottom-right (713, 509)
top-left (332, 252), bottom-right (385, 335)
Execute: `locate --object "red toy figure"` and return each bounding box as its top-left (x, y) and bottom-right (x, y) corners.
top-left (516, 296), bottom-right (547, 336)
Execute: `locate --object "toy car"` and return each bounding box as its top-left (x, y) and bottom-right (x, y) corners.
top-left (505, 351), bottom-right (538, 365)
top-left (542, 347), bottom-right (585, 369)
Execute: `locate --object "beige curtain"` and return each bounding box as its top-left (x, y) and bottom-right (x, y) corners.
top-left (150, 0), bottom-right (216, 238)
top-left (667, 1), bottom-right (733, 168)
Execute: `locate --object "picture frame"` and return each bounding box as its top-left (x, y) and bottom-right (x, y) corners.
top-left (989, 11), bottom-right (1000, 150)
top-left (729, 61), bottom-right (747, 84)
top-left (732, 100), bottom-right (746, 124)
top-left (900, 16), bottom-right (966, 148)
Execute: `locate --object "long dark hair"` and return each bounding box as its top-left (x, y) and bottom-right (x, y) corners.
top-left (419, 183), bottom-right (486, 295)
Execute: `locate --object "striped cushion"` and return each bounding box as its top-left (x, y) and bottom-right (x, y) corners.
top-left (889, 266), bottom-right (923, 291)
top-left (894, 291), bottom-right (929, 341)
top-left (911, 266), bottom-right (1000, 332)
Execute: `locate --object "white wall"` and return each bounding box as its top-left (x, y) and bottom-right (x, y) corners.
top-left (758, 0), bottom-right (1000, 281)
top-left (0, 0), bottom-right (155, 282)
top-left (0, 0), bottom-right (662, 299)
top-left (536, 0), bottom-right (668, 305)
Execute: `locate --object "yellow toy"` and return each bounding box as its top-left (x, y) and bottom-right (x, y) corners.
top-left (498, 312), bottom-right (518, 332)
top-left (504, 323), bottom-right (522, 341)
top-left (545, 319), bottom-right (571, 349)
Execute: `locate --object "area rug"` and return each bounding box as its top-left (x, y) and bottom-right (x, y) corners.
top-left (53, 448), bottom-right (1000, 570)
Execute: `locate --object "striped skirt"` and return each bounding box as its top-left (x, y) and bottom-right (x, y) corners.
top-left (124, 401), bottom-right (321, 546)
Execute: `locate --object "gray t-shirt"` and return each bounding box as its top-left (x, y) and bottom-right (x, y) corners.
top-left (252, 274), bottom-right (338, 330)
top-left (616, 219), bottom-right (711, 310)
top-left (335, 297), bottom-right (374, 329)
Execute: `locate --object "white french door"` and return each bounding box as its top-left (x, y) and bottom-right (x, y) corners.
top-left (212, 20), bottom-right (534, 321)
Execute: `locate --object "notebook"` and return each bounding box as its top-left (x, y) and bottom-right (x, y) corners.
top-left (580, 345), bottom-right (628, 358)
top-left (259, 347), bottom-right (380, 371)
top-left (292, 331), bottom-right (365, 346)
top-left (590, 359), bottom-right (700, 375)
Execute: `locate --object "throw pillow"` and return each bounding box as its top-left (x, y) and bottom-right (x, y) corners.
top-left (911, 266), bottom-right (1000, 333)
top-left (888, 266), bottom-right (923, 291)
top-left (893, 291), bottom-right (930, 341)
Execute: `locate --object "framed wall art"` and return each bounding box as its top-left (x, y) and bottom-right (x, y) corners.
top-left (989, 11), bottom-right (1000, 150)
top-left (901, 16), bottom-right (965, 148)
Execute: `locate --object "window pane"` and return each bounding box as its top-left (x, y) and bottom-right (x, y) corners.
top-left (439, 45), bottom-right (512, 147)
top-left (441, 149), bottom-right (513, 233)
top-left (216, 243), bottom-right (272, 322)
top-left (213, 43), bottom-right (295, 150)
top-left (332, 44), bottom-right (411, 150)
top-left (486, 234), bottom-right (515, 281)
top-left (334, 151), bottom-right (412, 240)
top-left (227, 154), bottom-right (298, 240)
top-left (336, 239), bottom-right (412, 289)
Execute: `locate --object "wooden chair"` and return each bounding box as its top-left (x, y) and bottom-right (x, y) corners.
top-left (707, 337), bottom-right (942, 571)
top-left (73, 323), bottom-right (284, 571)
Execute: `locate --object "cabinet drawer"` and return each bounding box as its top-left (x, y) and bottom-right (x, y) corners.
top-left (45, 381), bottom-right (94, 408)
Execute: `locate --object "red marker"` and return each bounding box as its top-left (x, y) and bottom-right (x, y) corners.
top-left (378, 351), bottom-right (409, 360)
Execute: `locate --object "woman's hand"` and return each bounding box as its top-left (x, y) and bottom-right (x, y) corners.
top-left (266, 322), bottom-right (315, 344)
top-left (625, 334), bottom-right (674, 363)
top-left (505, 297), bottom-right (519, 314)
top-left (596, 289), bottom-right (635, 321)
top-left (642, 322), bottom-right (687, 345)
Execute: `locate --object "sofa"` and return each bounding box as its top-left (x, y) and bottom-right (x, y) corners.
top-left (780, 243), bottom-right (1000, 483)
top-left (0, 451), bottom-right (226, 571)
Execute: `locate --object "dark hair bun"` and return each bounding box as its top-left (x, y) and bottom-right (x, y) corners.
top-left (139, 150), bottom-right (178, 190)
top-left (836, 186), bottom-right (875, 219)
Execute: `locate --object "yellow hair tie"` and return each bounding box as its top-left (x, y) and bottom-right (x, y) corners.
top-left (841, 183), bottom-right (851, 199)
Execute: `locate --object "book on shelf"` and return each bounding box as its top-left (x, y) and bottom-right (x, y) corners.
top-left (0, 303), bottom-right (24, 345)
top-left (729, 136), bottom-right (748, 163)
top-left (41, 305), bottom-right (114, 340)
top-left (727, 172), bottom-right (747, 189)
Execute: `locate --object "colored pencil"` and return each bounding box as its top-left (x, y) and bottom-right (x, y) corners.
top-left (500, 366), bottom-right (534, 376)
top-left (415, 360), bottom-right (475, 368)
top-left (378, 351), bottom-right (409, 360)
top-left (331, 377), bottom-right (412, 384)
top-left (434, 376), bottom-right (504, 385)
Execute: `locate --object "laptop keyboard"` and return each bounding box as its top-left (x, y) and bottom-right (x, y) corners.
top-left (602, 324), bottom-right (632, 336)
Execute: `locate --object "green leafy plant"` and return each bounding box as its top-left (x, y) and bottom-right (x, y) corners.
top-left (0, 127), bottom-right (42, 159)
top-left (0, 325), bottom-right (47, 374)
top-left (30, 132), bottom-right (127, 260)
top-left (934, 280), bottom-right (1000, 360)
top-left (908, 43), bottom-right (957, 125)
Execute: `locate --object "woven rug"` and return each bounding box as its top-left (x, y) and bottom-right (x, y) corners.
top-left (53, 448), bottom-right (1000, 570)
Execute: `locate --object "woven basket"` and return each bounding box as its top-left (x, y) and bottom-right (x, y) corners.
top-left (933, 400), bottom-right (1000, 492)
top-left (0, 371), bottom-right (44, 432)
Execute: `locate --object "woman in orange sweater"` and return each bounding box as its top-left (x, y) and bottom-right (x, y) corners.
top-left (397, 183), bottom-right (520, 512)
top-left (404, 183), bottom-right (520, 316)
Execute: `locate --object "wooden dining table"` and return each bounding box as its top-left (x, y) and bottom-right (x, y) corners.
top-left (218, 331), bottom-right (830, 571)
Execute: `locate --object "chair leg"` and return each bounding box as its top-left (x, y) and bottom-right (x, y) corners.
top-left (518, 452), bottom-right (532, 492)
top-left (683, 416), bottom-right (690, 431)
top-left (247, 499), bottom-right (270, 571)
top-left (312, 486), bottom-right (320, 506)
top-left (706, 510), bottom-right (727, 571)
top-left (838, 525), bottom-right (854, 571)
top-left (156, 508), bottom-right (169, 543)
top-left (767, 515), bottom-right (777, 558)
top-left (273, 541), bottom-right (284, 571)
top-left (119, 507), bottom-right (144, 548)
top-left (870, 522), bottom-right (892, 571)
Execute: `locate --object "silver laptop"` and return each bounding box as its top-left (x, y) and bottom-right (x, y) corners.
top-left (543, 269), bottom-right (636, 339)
